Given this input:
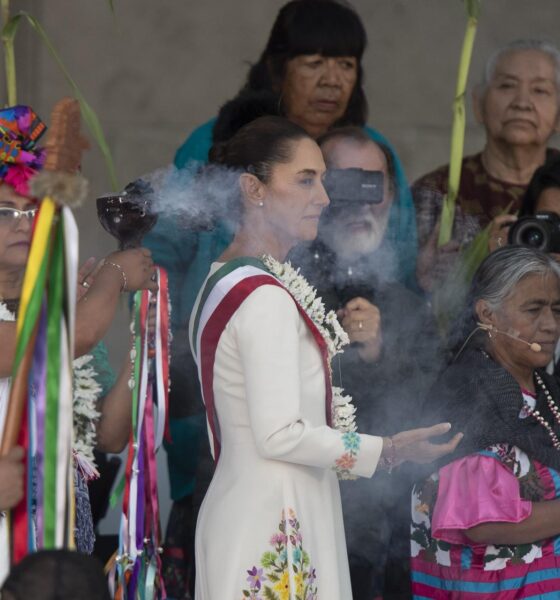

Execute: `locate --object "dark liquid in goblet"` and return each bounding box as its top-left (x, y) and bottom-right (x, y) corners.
top-left (97, 194), bottom-right (157, 250)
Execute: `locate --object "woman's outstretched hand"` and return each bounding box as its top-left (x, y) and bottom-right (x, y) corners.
top-left (390, 423), bottom-right (463, 465)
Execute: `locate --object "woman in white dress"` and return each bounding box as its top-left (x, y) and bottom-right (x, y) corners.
top-left (189, 117), bottom-right (462, 600)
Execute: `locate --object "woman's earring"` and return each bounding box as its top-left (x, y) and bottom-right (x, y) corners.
top-left (258, 201), bottom-right (264, 207)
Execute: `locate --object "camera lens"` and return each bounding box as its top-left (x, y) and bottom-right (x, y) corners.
top-left (521, 227), bottom-right (545, 248)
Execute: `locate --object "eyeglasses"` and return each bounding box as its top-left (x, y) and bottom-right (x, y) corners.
top-left (0, 207), bottom-right (38, 228)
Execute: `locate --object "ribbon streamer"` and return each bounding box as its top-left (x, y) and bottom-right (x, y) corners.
top-left (112, 268), bottom-right (170, 599)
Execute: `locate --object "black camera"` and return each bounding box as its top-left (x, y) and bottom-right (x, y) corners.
top-left (508, 211), bottom-right (560, 253)
top-left (323, 168), bottom-right (384, 214)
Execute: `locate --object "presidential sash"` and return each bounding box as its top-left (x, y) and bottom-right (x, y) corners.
top-left (191, 257), bottom-right (332, 462)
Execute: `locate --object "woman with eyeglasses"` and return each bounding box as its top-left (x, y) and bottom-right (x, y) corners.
top-left (0, 105), bottom-right (157, 562)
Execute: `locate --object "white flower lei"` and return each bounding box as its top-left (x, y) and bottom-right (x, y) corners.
top-left (262, 255), bottom-right (357, 433)
top-left (72, 354), bottom-right (102, 470)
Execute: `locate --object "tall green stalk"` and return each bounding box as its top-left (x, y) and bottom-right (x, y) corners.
top-left (438, 0), bottom-right (481, 246)
top-left (1, 0), bottom-right (17, 106)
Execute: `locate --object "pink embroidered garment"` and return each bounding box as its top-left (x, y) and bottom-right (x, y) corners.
top-left (411, 442), bottom-right (560, 599)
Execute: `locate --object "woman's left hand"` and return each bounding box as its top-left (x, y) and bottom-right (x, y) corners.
top-left (338, 297), bottom-right (382, 363)
top-left (488, 214), bottom-right (517, 252)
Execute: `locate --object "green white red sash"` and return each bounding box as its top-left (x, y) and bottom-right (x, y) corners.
top-left (191, 257), bottom-right (333, 462)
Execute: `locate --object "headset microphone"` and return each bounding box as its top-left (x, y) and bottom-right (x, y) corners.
top-left (477, 323), bottom-right (542, 353)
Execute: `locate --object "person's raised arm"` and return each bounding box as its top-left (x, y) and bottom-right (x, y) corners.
top-left (75, 248), bottom-right (157, 357)
top-left (95, 357), bottom-right (133, 454)
top-left (95, 303), bottom-right (157, 453)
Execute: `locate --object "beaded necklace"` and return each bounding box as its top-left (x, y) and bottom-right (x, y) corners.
top-left (526, 373), bottom-right (560, 450)
top-left (480, 349), bottom-right (560, 450)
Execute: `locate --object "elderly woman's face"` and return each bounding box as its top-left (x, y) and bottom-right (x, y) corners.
top-left (485, 272), bottom-right (560, 368)
top-left (476, 50), bottom-right (560, 149)
top-left (281, 55), bottom-right (358, 138)
top-left (0, 184), bottom-right (34, 270)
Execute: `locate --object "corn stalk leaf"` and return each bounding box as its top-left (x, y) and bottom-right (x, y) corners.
top-left (107, 0), bottom-right (115, 14)
top-left (12, 11), bottom-right (119, 190)
top-left (433, 226), bottom-right (490, 338)
top-left (465, 0), bottom-right (481, 19)
top-left (433, 201), bottom-right (513, 339)
top-left (1, 5), bottom-right (19, 106)
top-left (438, 2), bottom-right (480, 246)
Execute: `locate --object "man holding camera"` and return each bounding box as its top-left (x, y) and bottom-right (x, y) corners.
top-left (291, 127), bottom-right (441, 600)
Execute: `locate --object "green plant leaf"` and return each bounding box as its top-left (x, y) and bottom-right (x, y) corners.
top-left (439, 2), bottom-right (480, 246)
top-left (464, 0), bottom-right (481, 19)
top-left (2, 13), bottom-right (22, 105)
top-left (2, 12), bottom-right (22, 39)
top-left (15, 11), bottom-right (119, 190)
top-left (263, 586), bottom-right (280, 600)
top-left (433, 201), bottom-right (512, 339)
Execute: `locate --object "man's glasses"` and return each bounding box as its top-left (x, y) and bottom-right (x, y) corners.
top-left (0, 207), bottom-right (38, 228)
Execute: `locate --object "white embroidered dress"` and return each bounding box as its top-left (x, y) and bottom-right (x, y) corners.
top-left (189, 262), bottom-right (383, 600)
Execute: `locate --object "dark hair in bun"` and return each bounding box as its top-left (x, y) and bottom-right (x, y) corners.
top-left (208, 141), bottom-right (229, 165)
top-left (209, 115), bottom-right (309, 183)
top-left (204, 116), bottom-right (311, 223)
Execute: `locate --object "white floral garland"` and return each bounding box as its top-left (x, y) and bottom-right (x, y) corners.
top-left (0, 301), bottom-right (15, 323)
top-left (262, 255), bottom-right (357, 434)
top-left (72, 354), bottom-right (102, 471)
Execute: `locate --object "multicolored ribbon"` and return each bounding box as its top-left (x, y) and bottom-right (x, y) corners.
top-left (3, 199), bottom-right (78, 565)
top-left (113, 268), bottom-right (170, 599)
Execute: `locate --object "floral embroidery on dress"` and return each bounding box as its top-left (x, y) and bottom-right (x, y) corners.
top-left (241, 508), bottom-right (318, 600)
top-left (332, 431), bottom-right (361, 480)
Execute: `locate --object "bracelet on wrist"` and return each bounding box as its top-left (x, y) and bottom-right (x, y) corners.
top-left (379, 436), bottom-right (398, 473)
top-left (102, 260), bottom-right (128, 292)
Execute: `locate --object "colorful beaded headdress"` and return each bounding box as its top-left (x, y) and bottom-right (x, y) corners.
top-left (0, 105), bottom-right (47, 196)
